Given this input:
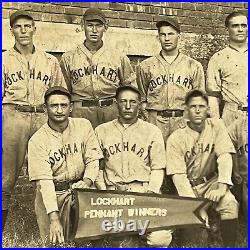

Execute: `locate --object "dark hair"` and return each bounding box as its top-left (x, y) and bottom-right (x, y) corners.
top-left (225, 12), bottom-right (247, 27)
top-left (115, 85), bottom-right (141, 101)
top-left (185, 89), bottom-right (208, 105)
top-left (44, 90), bottom-right (71, 104)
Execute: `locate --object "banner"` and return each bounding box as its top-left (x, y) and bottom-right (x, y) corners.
top-left (70, 189), bottom-right (207, 240)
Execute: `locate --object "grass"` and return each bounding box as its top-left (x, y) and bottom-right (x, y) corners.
top-left (2, 195), bottom-right (248, 248)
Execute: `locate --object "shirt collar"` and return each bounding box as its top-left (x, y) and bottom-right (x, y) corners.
top-left (13, 45), bottom-right (36, 54)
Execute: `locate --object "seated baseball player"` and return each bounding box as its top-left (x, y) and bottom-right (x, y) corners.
top-left (94, 85), bottom-right (173, 247)
top-left (166, 89), bottom-right (239, 247)
top-left (228, 114), bottom-right (248, 221)
top-left (27, 86), bottom-right (103, 245)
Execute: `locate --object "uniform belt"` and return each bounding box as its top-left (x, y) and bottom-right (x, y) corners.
top-left (15, 104), bottom-right (45, 113)
top-left (80, 97), bottom-right (115, 107)
top-left (157, 109), bottom-right (184, 118)
top-left (189, 172), bottom-right (217, 187)
top-left (54, 179), bottom-right (80, 191)
top-left (239, 106), bottom-right (248, 112)
top-left (112, 181), bottom-right (146, 192)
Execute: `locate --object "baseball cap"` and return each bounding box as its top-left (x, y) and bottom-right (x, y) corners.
top-left (10, 10), bottom-right (34, 27)
top-left (116, 84), bottom-right (141, 98)
top-left (44, 86), bottom-right (71, 102)
top-left (185, 89), bottom-right (208, 105)
top-left (83, 8), bottom-right (106, 23)
top-left (156, 17), bottom-right (180, 33)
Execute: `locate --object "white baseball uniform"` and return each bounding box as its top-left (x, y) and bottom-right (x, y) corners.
top-left (95, 118), bottom-right (172, 247)
top-left (60, 44), bottom-right (136, 127)
top-left (2, 46), bottom-right (66, 210)
top-left (137, 52), bottom-right (205, 141)
top-left (206, 46), bottom-right (248, 126)
top-left (166, 118), bottom-right (238, 220)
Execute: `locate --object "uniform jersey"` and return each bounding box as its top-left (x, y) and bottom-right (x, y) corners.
top-left (166, 118), bottom-right (235, 184)
top-left (137, 52), bottom-right (205, 110)
top-left (206, 46), bottom-right (248, 107)
top-left (2, 47), bottom-right (66, 105)
top-left (95, 119), bottom-right (166, 185)
top-left (228, 115), bottom-right (248, 183)
top-left (60, 44), bottom-right (136, 101)
top-left (28, 118), bottom-right (103, 183)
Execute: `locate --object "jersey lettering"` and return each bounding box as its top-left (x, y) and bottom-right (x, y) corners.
top-left (148, 73), bottom-right (194, 92)
top-left (4, 69), bottom-right (50, 87)
top-left (103, 142), bottom-right (148, 161)
top-left (70, 65), bottom-right (118, 84)
top-left (46, 142), bottom-right (81, 167)
top-left (184, 143), bottom-right (215, 162)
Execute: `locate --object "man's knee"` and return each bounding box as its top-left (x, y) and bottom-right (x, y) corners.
top-left (147, 230), bottom-right (172, 247)
top-left (216, 191), bottom-right (239, 220)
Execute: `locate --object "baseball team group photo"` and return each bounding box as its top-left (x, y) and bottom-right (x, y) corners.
top-left (2, 2), bottom-right (248, 248)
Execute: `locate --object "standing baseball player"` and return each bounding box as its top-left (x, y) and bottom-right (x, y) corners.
top-left (2, 10), bottom-right (66, 230)
top-left (166, 89), bottom-right (239, 247)
top-left (60, 8), bottom-right (136, 128)
top-left (228, 113), bottom-right (248, 220)
top-left (28, 86), bottom-right (103, 245)
top-left (206, 12), bottom-right (248, 127)
top-left (137, 17), bottom-right (205, 142)
top-left (95, 85), bottom-right (172, 248)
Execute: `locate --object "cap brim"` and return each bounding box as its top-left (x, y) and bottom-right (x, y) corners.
top-left (84, 14), bottom-right (105, 23)
top-left (156, 20), bottom-right (180, 32)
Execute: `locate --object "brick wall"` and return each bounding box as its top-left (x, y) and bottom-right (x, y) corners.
top-left (2, 2), bottom-right (248, 198)
top-left (2, 2), bottom-right (248, 33)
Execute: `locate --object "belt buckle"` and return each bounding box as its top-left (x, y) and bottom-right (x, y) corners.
top-left (98, 99), bottom-right (105, 107)
top-left (33, 106), bottom-right (37, 113)
top-left (172, 111), bottom-right (175, 117)
top-left (202, 176), bottom-right (207, 183)
top-left (190, 179), bottom-right (196, 187)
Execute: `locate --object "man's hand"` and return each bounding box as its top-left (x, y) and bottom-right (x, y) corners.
top-left (49, 211), bottom-right (64, 245)
top-left (199, 201), bottom-right (212, 228)
top-left (199, 206), bottom-right (209, 228)
top-left (204, 182), bottom-right (228, 202)
top-left (72, 177), bottom-right (92, 189)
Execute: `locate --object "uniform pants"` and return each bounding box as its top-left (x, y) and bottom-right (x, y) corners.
top-left (147, 110), bottom-right (183, 195)
top-left (71, 102), bottom-right (118, 128)
top-left (2, 105), bottom-right (47, 210)
top-left (147, 110), bottom-right (183, 143)
top-left (222, 102), bottom-right (247, 127)
top-left (104, 182), bottom-right (173, 248)
top-left (192, 176), bottom-right (239, 220)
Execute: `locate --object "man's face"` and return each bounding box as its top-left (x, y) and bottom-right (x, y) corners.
top-left (186, 96), bottom-right (209, 126)
top-left (158, 25), bottom-right (179, 52)
top-left (227, 15), bottom-right (248, 43)
top-left (83, 20), bottom-right (106, 43)
top-left (46, 94), bottom-right (72, 124)
top-left (117, 90), bottom-right (140, 124)
top-left (11, 17), bottom-right (36, 46)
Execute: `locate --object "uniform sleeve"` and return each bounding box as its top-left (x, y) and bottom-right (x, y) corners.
top-left (192, 61), bottom-right (205, 91)
top-left (82, 121), bottom-right (103, 182)
top-left (60, 53), bottom-right (72, 92)
top-left (118, 55), bottom-right (137, 86)
top-left (2, 60), bottom-right (6, 99)
top-left (166, 133), bottom-right (187, 175)
top-left (213, 119), bottom-right (236, 156)
top-left (50, 56), bottom-right (67, 89)
top-left (206, 54), bottom-right (221, 96)
top-left (28, 136), bottom-right (54, 181)
top-left (39, 180), bottom-right (59, 214)
top-left (150, 128), bottom-right (166, 170)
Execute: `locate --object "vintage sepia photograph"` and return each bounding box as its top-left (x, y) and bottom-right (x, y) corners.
top-left (2, 2), bottom-right (248, 248)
